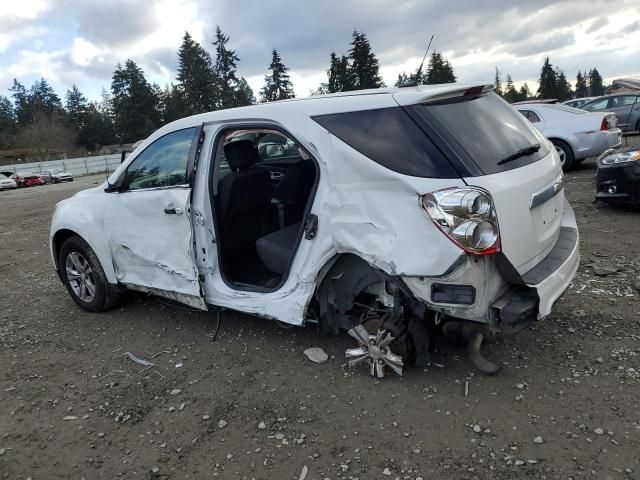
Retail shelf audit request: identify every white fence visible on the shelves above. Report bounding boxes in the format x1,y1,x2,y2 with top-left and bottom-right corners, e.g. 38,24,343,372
2,154,123,177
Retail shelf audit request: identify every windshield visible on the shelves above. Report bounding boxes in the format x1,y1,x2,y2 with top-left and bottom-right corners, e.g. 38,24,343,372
416,93,550,175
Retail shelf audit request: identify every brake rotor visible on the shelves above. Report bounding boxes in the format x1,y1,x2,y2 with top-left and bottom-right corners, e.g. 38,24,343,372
345,314,415,378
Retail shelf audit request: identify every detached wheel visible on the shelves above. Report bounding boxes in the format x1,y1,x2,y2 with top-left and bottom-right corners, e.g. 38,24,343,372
59,236,121,312
552,139,574,171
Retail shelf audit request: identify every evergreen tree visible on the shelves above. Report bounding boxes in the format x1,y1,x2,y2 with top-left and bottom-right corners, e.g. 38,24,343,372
537,57,557,99
395,72,410,87
575,71,588,98
177,31,216,115
9,79,30,125
111,59,160,142
78,102,117,149
260,48,295,102
425,51,456,84
555,69,573,101
347,31,383,90
0,95,16,147
235,77,256,106
494,67,503,97
10,78,63,125
326,53,353,93
64,84,88,131
588,68,604,97
212,26,239,109
158,84,187,124
503,74,519,103
518,82,532,102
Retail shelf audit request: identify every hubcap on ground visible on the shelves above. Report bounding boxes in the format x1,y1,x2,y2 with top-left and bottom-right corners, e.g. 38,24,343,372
345,324,404,378
66,252,96,302
555,145,566,166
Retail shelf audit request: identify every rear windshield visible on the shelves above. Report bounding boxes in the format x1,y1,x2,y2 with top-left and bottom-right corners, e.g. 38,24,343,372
312,107,458,178
416,93,550,175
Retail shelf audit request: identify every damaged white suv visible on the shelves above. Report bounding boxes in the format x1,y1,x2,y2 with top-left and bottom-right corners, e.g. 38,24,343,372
50,84,579,377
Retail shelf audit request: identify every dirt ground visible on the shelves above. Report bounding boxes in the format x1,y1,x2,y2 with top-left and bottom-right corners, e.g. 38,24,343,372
1,149,640,480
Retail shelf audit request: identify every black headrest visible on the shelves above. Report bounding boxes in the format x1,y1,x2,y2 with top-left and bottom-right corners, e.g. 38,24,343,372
224,140,260,171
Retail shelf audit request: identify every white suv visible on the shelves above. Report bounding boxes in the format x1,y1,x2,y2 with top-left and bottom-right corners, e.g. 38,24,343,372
50,84,579,377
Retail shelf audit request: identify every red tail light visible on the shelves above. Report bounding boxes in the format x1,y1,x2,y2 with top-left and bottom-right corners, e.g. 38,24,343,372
419,187,501,256
601,114,616,130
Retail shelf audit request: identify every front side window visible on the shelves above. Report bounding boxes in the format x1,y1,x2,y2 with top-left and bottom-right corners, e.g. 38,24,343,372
126,128,196,190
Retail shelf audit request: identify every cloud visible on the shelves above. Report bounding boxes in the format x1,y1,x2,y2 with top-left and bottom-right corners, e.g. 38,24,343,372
586,17,608,34
510,31,575,57
1,0,639,99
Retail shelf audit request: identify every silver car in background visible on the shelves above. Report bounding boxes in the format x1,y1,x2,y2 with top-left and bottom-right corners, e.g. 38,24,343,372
581,93,640,133
517,103,621,171
41,168,74,184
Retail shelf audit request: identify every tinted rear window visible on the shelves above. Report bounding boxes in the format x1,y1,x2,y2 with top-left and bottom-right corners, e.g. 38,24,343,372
312,107,458,178
415,93,550,175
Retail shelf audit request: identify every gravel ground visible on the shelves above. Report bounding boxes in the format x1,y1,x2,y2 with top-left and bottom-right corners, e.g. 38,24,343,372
1,153,639,480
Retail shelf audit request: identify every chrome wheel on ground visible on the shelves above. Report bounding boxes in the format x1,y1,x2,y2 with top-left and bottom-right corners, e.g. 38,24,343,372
65,252,96,302
346,321,406,378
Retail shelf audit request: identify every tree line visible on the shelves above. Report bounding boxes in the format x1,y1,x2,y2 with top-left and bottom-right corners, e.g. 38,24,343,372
0,26,609,161
494,57,605,103
0,26,298,158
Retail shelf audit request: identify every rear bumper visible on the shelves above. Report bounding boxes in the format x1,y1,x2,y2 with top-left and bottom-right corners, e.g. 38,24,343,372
402,202,579,329
526,203,579,318
573,129,622,160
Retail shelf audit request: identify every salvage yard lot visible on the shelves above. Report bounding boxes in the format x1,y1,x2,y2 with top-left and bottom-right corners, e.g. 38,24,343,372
1,156,640,479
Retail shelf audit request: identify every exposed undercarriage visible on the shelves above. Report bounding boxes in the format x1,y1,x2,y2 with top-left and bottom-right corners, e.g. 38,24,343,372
314,254,505,378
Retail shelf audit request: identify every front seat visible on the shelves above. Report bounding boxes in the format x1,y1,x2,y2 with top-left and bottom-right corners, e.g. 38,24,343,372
217,140,272,257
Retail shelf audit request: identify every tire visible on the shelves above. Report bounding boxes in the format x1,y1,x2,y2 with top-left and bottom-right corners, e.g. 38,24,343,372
551,139,574,171
59,236,122,312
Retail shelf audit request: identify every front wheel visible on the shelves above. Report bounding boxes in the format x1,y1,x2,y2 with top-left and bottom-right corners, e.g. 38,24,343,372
59,236,122,312
552,139,574,171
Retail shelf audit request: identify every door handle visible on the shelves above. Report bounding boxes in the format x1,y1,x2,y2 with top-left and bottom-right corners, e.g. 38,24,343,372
164,207,183,215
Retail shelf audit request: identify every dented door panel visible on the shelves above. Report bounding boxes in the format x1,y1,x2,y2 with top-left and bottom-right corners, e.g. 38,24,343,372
104,187,206,309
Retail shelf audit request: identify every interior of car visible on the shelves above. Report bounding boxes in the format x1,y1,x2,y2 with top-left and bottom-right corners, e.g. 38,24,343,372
211,129,317,289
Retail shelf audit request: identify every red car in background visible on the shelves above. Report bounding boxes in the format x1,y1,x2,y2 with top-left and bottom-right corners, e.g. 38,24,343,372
11,172,45,187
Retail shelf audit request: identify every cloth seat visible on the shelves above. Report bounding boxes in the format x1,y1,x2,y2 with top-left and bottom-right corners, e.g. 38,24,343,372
217,140,272,256
256,222,301,274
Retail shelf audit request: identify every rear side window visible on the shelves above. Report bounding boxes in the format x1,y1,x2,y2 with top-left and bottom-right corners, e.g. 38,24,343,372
312,107,458,178
415,93,549,175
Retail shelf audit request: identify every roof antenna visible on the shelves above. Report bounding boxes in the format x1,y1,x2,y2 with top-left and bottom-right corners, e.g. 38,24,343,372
400,34,434,88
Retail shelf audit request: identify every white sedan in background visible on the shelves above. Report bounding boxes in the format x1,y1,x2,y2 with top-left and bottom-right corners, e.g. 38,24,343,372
0,173,17,190
516,103,621,171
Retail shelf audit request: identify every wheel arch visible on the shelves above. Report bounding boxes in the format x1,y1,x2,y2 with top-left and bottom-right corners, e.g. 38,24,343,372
547,137,574,156
311,253,411,334
51,227,118,284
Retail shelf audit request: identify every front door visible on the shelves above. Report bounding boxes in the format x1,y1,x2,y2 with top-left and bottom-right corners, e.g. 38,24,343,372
104,126,206,309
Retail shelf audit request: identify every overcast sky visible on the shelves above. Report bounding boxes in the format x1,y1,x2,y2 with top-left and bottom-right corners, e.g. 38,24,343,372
1,0,639,103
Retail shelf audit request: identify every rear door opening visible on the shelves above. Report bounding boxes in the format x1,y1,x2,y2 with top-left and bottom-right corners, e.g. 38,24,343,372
209,127,318,291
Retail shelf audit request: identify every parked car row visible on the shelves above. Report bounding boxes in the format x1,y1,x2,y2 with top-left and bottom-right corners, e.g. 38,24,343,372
516,102,622,171
563,92,640,133
0,168,73,189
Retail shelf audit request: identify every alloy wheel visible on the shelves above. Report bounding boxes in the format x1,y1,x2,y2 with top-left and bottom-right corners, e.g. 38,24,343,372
65,252,96,302
345,324,404,378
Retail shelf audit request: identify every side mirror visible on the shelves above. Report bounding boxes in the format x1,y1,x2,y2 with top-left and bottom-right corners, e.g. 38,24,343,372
105,170,127,193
